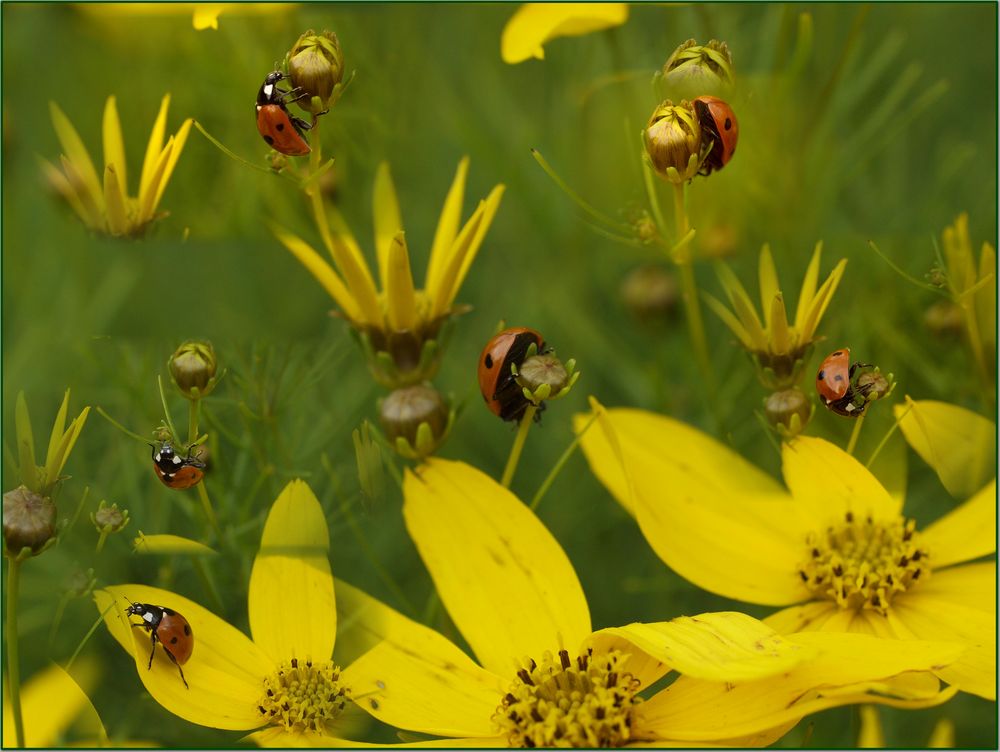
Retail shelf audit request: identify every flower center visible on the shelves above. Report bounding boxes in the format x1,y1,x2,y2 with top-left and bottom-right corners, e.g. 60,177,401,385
798,512,930,615
258,659,349,734
493,648,642,748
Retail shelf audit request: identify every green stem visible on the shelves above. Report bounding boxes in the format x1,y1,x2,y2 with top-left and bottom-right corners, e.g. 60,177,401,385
157,376,180,443
7,558,25,747
530,413,599,512
865,404,910,469
66,602,117,672
846,414,866,456
501,405,538,488
48,593,71,647
192,557,224,613
95,529,109,553
196,481,221,539
187,398,201,447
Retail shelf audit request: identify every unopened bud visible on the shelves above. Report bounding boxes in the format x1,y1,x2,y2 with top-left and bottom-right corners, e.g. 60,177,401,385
379,385,450,459
856,371,891,402
289,30,345,114
91,500,129,534
764,388,811,438
644,101,701,183
169,341,218,399
661,39,734,98
3,486,57,556
621,265,678,321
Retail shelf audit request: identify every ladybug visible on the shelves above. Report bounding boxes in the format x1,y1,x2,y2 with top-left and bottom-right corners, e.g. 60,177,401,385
151,441,205,490
692,95,739,175
816,348,874,417
125,601,193,689
478,327,545,422
256,70,313,156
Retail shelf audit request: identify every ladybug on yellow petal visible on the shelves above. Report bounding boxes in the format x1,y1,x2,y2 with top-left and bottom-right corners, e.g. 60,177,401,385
126,601,194,689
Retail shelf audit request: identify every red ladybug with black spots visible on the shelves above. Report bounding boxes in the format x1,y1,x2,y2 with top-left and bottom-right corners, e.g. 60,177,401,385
126,601,193,688
151,441,205,490
255,71,314,156
816,348,874,417
692,95,739,175
478,327,546,422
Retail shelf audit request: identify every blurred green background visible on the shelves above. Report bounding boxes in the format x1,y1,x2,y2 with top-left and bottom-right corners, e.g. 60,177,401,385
2,2,996,747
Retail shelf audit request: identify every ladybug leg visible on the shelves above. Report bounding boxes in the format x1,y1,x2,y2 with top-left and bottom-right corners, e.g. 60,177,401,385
289,115,314,132
164,648,190,689
146,631,161,670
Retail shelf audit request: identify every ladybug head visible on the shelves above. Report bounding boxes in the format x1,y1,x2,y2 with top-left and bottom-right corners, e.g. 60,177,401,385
156,442,176,462
125,602,147,617
264,70,285,86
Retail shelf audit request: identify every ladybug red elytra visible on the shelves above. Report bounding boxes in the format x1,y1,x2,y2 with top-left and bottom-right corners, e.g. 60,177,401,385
125,601,194,689
478,327,545,422
256,71,313,156
692,95,739,175
151,441,205,490
816,348,874,417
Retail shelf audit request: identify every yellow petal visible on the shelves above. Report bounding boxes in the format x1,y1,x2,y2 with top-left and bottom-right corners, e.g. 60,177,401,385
137,135,174,222
59,155,104,226
637,631,963,742
895,398,995,499
403,459,591,676
342,618,506,737
103,164,128,235
911,560,996,612
858,705,884,747
783,435,901,523
793,241,823,330
715,263,767,350
95,584,271,730
49,101,104,210
762,600,839,633
447,185,505,310
758,244,780,329
325,207,382,325
580,406,812,605
332,578,415,667
133,531,217,556
272,224,361,322
581,631,669,692
500,3,629,64
769,293,791,355
373,161,402,289
385,232,418,332
799,257,847,342
43,390,71,478
593,612,814,683
425,157,469,293
48,406,90,481
152,118,192,211
39,157,96,226
249,480,336,663
2,660,104,747
139,94,170,201
703,292,754,349
192,5,222,29
975,242,996,348
920,480,996,567
102,96,127,194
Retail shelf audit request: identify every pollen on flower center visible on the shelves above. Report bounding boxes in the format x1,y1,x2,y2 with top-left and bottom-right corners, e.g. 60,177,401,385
493,648,642,748
258,658,349,734
798,512,930,615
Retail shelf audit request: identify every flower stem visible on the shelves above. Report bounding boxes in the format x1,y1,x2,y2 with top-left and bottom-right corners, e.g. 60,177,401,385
95,529,109,553
501,405,538,488
6,558,25,747
530,412,598,511
846,414,866,456
187,398,201,446
196,481,221,539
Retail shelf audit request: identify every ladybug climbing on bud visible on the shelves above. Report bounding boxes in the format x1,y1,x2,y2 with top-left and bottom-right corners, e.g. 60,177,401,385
816,348,875,418
478,327,545,422
125,601,194,689
692,95,738,174
151,441,206,490
255,70,316,156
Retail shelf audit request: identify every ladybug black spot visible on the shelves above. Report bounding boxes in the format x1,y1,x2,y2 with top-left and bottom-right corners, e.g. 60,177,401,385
833,350,843,356
484,354,494,369
834,374,844,382
276,122,285,132
163,608,175,615
724,118,732,130
817,370,825,380
183,624,191,636
263,135,274,145
170,636,179,644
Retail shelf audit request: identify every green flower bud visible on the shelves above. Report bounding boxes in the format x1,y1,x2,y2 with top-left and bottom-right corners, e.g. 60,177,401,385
289,29,345,114
3,486,56,556
764,387,812,439
620,265,678,322
64,567,97,599
169,341,218,399
856,371,891,402
660,38,734,98
379,384,451,459
924,300,964,338
511,349,581,407
644,101,701,183
91,500,130,534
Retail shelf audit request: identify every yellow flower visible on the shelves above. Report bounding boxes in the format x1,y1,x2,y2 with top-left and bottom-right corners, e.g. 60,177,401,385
579,398,996,700
275,159,504,386
43,95,191,237
73,3,294,31
2,660,107,747
94,480,412,745
343,459,961,747
859,704,956,748
704,242,847,388
9,389,89,502
501,3,629,64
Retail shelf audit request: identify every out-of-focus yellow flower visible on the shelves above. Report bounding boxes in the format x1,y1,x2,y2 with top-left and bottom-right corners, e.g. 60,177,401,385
43,95,191,237
2,661,107,747
501,3,628,64
73,3,295,31
276,158,504,386
133,531,217,556
705,242,847,388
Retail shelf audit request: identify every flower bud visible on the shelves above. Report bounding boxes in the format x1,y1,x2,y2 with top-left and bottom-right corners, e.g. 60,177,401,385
289,30,345,114
517,354,569,395
3,486,56,556
169,341,218,399
924,300,964,338
91,500,129,534
660,39,734,98
379,384,451,459
856,370,891,402
620,265,678,322
764,388,812,438
644,101,701,183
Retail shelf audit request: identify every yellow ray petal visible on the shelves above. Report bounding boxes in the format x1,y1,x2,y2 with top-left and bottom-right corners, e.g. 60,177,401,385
48,406,90,481
2,660,104,747
448,184,505,309
895,399,996,500
331,579,415,667
637,631,963,742
373,161,402,289
249,480,336,663
102,96,127,194
49,101,104,211
715,263,767,350
103,164,128,235
703,292,754,349
799,258,847,342
580,406,812,605
40,157,96,226
910,560,996,612
782,435,901,523
59,155,104,226
758,244,779,329
793,241,823,330
427,202,484,319
385,232,418,332
342,618,506,738
139,94,170,201
500,3,629,64
326,207,382,325
137,135,173,223
403,459,592,676
43,390,71,476
133,532,217,556
762,600,839,633
920,480,996,567
95,585,271,730
769,292,791,354
594,612,814,683
152,118,192,211
425,157,470,293
272,224,361,322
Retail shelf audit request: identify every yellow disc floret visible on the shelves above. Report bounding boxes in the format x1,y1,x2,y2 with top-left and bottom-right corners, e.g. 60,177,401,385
258,659,349,735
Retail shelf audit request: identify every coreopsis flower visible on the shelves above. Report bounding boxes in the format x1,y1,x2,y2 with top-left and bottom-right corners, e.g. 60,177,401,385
705,242,847,388
501,3,629,64
94,480,414,745
43,95,191,237
343,459,961,747
275,158,504,387
579,399,996,700
2,661,108,747
73,3,295,31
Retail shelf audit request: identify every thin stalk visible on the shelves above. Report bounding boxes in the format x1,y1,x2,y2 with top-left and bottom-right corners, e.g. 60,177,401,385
48,593,72,647
866,404,911,469
196,481,221,539
157,376,180,443
187,398,201,447
95,529,110,553
846,414,866,456
7,558,25,747
501,405,538,488
66,602,117,672
530,413,599,511
192,558,224,613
